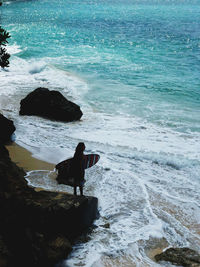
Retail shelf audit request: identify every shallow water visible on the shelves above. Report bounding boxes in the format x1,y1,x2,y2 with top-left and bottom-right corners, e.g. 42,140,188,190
1,0,200,266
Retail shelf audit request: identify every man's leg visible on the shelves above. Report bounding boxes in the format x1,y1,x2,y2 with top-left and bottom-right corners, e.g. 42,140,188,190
74,186,77,195
79,185,83,196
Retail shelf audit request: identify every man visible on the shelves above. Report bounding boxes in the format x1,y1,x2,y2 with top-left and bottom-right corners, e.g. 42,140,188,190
70,142,86,196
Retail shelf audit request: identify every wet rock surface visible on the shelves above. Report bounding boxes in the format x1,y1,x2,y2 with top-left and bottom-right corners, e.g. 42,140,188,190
155,247,200,267
19,87,83,122
0,114,16,144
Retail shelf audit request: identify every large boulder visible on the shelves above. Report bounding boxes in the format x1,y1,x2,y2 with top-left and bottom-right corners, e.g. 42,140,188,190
19,87,83,122
0,114,15,144
0,145,98,266
155,247,200,267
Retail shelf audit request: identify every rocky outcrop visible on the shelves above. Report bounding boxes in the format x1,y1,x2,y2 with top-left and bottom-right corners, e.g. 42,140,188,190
0,114,15,144
0,145,98,266
19,87,83,122
155,247,200,267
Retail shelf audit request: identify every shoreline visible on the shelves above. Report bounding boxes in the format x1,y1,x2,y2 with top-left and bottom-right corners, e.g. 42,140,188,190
6,142,55,172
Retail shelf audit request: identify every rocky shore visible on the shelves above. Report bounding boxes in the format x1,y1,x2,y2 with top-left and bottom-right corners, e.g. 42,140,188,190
0,114,98,267
0,144,98,266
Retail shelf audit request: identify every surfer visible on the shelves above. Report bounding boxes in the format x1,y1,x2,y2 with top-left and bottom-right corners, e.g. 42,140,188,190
70,142,86,196
55,142,100,192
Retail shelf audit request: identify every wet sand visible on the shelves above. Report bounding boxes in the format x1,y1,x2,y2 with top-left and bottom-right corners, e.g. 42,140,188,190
6,142,55,172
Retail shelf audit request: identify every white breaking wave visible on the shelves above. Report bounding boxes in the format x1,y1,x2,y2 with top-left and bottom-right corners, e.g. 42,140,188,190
0,54,89,102
7,43,22,55
14,110,200,166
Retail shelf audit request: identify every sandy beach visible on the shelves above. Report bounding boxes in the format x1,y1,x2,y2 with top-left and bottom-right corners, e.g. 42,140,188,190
6,142,55,172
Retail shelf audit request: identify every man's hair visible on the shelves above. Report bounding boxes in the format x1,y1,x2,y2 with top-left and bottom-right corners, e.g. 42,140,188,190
76,142,85,152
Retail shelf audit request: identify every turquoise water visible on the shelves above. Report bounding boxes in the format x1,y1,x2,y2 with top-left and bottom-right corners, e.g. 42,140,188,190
2,0,200,131
1,1,200,266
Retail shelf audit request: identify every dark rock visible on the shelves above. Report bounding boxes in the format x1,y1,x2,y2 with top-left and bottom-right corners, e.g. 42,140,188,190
100,223,110,229
0,114,16,144
45,236,72,263
0,145,98,266
0,145,27,198
0,235,9,267
19,87,83,122
155,247,200,267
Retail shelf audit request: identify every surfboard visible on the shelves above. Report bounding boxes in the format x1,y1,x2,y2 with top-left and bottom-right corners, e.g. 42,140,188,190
55,154,100,186
56,154,100,170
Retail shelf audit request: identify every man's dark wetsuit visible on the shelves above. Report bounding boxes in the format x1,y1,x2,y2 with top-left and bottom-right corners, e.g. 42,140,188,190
70,153,85,186
69,142,86,196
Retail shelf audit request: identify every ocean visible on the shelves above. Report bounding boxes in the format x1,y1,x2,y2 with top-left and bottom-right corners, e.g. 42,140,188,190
0,0,200,266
